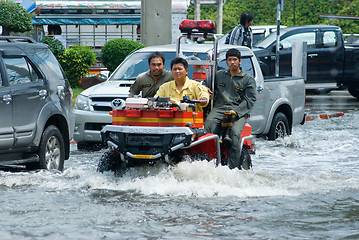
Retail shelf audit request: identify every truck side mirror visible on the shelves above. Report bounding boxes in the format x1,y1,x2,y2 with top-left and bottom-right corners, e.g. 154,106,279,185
98,71,110,81
271,43,284,52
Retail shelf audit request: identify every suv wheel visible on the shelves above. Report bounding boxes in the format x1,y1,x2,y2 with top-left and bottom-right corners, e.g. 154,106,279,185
38,125,65,171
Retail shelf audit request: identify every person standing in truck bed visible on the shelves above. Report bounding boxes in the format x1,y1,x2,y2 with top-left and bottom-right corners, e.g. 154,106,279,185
226,12,254,48
129,51,173,98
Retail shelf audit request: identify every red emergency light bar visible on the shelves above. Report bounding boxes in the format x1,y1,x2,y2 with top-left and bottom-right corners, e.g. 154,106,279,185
179,20,216,34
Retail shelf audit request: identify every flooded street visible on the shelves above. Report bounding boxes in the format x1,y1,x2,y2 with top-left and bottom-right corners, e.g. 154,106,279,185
1,90,359,239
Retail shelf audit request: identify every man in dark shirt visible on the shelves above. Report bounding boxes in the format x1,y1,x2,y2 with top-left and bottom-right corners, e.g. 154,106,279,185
205,48,256,169
129,51,173,98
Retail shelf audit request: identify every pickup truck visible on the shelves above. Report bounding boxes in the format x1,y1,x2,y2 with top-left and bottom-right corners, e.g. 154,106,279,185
252,25,359,98
73,41,306,150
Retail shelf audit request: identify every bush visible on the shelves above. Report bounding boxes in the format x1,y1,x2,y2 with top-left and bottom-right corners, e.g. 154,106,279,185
0,1,33,35
42,36,65,58
58,46,97,88
101,38,145,72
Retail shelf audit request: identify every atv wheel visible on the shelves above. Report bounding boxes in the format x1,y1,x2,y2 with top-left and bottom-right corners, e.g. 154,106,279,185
267,112,290,140
38,125,65,171
239,147,252,170
97,149,121,172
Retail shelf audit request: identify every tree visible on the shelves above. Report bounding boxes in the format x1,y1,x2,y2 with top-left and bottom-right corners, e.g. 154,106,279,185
101,38,145,72
0,1,33,36
58,46,97,88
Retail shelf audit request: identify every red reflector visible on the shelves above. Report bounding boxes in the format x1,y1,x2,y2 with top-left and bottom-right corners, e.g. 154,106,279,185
124,109,141,117
158,110,173,118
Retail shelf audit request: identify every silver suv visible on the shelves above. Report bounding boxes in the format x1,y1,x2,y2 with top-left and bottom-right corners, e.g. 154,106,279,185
0,37,74,171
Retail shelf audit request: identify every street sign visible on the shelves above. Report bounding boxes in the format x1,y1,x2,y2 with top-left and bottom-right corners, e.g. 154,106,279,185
190,0,226,5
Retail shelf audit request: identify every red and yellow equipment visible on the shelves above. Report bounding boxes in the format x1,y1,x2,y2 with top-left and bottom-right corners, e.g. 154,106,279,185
112,109,204,128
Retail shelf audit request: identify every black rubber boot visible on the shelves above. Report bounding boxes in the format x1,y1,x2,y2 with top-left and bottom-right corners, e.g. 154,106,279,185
222,112,236,147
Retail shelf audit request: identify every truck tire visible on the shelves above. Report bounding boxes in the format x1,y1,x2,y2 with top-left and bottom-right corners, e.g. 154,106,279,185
38,125,65,171
97,149,121,172
239,147,252,170
267,112,290,140
348,85,359,100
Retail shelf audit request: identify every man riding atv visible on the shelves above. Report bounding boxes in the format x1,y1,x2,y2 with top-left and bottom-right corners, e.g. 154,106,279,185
155,57,210,112
205,48,256,169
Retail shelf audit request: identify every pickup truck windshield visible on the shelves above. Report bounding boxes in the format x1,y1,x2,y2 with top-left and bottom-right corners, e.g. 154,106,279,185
110,51,209,81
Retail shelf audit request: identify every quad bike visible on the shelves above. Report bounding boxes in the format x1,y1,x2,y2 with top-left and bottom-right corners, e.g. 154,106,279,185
98,97,254,173
98,20,255,173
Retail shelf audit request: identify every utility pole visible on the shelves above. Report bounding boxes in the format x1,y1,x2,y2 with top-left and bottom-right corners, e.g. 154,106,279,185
216,0,223,34
275,0,283,77
141,0,172,46
293,0,296,26
194,0,201,20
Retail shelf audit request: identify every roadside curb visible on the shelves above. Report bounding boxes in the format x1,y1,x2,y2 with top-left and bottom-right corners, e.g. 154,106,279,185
306,112,344,121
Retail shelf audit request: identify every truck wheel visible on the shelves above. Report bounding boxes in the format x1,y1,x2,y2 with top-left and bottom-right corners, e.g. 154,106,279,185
348,86,359,100
38,125,65,171
267,112,290,140
97,149,121,172
239,147,252,170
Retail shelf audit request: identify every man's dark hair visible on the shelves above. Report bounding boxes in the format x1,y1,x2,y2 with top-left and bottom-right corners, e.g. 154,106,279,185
170,57,188,70
226,48,241,60
240,12,254,27
148,51,165,65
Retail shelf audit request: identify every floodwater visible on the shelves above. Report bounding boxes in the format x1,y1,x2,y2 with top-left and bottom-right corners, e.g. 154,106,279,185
1,97,359,239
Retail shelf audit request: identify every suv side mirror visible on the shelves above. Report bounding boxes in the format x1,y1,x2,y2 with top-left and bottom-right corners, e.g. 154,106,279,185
271,43,284,52
98,71,110,81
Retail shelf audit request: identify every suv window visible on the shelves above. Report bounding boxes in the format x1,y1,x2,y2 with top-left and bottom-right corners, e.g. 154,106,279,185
33,48,66,79
3,56,41,85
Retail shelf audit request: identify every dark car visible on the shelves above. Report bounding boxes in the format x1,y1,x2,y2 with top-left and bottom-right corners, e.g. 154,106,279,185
253,25,346,91
0,37,74,171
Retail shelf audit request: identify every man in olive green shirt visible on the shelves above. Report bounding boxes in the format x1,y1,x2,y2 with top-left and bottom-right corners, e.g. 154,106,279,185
205,48,256,169
129,51,173,98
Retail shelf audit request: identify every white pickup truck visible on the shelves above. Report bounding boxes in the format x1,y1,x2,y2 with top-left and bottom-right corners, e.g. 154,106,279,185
73,42,306,150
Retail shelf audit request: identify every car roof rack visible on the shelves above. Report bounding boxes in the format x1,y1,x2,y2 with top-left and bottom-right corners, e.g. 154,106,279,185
0,36,37,43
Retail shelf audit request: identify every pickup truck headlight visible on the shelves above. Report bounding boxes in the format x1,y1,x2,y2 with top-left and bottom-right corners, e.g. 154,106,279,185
74,94,90,111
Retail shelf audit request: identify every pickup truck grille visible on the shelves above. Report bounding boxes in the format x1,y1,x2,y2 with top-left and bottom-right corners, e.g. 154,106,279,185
90,96,126,112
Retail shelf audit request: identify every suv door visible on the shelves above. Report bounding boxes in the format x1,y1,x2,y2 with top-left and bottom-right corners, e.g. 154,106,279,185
3,55,46,148
0,61,14,150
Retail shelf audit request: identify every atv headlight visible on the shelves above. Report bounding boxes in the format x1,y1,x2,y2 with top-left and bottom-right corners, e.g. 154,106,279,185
172,134,193,146
74,94,90,111
172,134,186,146
108,132,120,143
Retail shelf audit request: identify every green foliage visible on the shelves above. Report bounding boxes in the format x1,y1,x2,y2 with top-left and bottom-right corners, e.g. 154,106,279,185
188,0,359,34
0,1,33,35
42,36,65,58
101,38,145,72
58,46,97,88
